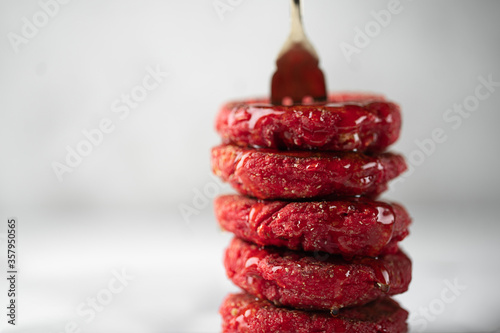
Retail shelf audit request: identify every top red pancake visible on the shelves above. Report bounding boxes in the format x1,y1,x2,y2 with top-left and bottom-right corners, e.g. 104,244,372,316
215,93,401,152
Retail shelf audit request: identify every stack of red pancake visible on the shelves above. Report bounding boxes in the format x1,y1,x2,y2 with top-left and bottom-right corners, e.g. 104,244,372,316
212,93,412,332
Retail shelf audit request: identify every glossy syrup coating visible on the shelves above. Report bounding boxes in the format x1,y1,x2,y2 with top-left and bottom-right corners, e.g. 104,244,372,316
224,237,412,311
211,144,407,200
215,195,411,258
220,293,408,333
215,93,401,152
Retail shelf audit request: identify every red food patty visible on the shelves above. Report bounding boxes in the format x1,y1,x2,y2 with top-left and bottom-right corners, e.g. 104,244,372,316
215,93,401,152
215,195,411,258
211,145,407,200
220,293,408,333
224,237,412,311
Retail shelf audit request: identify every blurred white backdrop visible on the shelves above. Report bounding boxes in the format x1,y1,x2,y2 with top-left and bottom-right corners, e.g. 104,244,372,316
0,0,499,332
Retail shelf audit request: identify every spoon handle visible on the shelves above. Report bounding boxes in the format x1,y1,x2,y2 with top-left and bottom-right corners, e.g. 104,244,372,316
290,0,305,40
278,0,317,59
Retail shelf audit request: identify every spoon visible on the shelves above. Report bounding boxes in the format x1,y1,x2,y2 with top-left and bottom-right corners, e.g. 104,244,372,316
271,0,327,105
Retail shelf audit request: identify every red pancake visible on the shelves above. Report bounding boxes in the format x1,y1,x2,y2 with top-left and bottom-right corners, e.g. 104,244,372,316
215,93,401,152
220,292,408,333
211,144,407,200
224,237,412,311
215,195,411,258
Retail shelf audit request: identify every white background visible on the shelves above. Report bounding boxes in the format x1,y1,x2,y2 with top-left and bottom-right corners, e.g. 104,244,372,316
1,0,499,332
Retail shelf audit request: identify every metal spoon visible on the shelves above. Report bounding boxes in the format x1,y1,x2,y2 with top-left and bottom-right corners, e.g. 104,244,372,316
271,0,327,105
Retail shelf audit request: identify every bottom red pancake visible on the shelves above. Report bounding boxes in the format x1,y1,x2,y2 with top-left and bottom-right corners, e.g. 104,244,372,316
224,237,411,311
220,293,408,333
